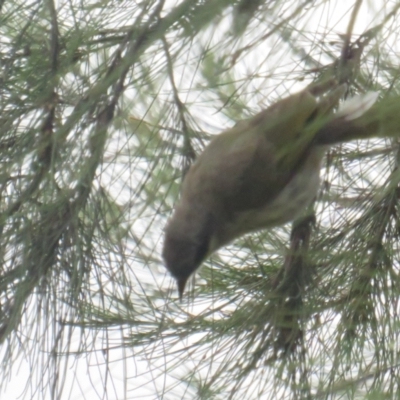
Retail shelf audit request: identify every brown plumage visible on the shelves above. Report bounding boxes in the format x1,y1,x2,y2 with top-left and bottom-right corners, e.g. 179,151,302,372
163,81,387,298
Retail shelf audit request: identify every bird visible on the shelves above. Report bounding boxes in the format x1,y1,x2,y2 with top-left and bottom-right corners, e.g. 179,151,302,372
162,79,383,299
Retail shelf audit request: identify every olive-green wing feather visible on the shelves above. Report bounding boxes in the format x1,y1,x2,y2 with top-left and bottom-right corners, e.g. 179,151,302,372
182,84,346,216
182,90,318,214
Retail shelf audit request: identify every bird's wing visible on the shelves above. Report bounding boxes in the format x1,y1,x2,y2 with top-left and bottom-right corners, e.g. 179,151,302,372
182,91,319,214
182,84,346,215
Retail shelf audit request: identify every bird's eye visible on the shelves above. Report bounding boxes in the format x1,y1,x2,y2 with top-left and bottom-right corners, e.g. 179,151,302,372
193,213,215,266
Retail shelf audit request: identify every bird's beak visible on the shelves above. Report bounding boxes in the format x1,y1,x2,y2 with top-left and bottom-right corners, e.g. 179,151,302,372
177,277,188,301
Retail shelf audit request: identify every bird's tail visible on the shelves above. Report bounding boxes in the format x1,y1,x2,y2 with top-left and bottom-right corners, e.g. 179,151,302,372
316,92,400,145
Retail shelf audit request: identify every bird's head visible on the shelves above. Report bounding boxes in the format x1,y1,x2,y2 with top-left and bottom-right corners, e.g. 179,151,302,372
162,205,215,299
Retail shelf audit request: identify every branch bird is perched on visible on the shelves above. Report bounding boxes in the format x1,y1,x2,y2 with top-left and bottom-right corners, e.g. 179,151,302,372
163,80,380,299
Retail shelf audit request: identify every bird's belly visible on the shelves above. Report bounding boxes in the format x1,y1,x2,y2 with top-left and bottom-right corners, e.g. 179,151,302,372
249,166,320,227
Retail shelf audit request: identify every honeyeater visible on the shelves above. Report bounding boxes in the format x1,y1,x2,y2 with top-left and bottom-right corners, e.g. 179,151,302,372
162,79,389,298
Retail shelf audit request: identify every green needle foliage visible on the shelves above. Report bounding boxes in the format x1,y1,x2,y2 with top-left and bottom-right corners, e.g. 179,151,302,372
1,0,400,399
